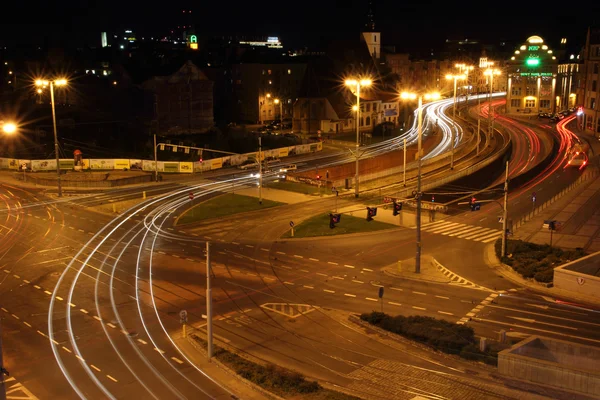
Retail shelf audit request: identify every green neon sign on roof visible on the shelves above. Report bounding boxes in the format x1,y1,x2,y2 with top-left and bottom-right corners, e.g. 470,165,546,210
526,58,540,66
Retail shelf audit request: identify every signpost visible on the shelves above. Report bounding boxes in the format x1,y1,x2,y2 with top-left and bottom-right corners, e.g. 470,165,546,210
378,287,384,312
332,186,339,212
290,221,295,237
189,192,195,218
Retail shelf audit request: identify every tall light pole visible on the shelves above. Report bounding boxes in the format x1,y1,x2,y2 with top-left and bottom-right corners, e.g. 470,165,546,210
36,78,67,197
445,73,465,170
484,68,501,138
258,137,262,204
401,91,440,274
345,78,372,198
1,122,16,135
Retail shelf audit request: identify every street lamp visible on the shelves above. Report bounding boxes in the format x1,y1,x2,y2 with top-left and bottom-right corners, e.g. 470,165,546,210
446,73,465,170
400,91,440,274
1,122,16,135
345,78,372,198
274,98,283,134
35,78,68,197
484,68,501,138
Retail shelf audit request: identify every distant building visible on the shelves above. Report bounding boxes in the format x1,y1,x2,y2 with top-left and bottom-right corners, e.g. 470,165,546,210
141,60,214,135
505,35,559,115
579,27,600,136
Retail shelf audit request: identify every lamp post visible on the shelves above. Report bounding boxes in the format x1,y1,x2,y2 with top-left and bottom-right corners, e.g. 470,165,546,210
445,73,465,170
345,78,372,198
1,122,16,135
400,91,440,274
36,78,67,197
274,98,283,134
484,68,501,138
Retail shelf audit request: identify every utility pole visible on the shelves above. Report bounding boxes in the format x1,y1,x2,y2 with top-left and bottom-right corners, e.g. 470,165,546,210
0,318,6,400
206,242,213,359
50,82,62,197
450,77,457,170
153,133,158,182
403,138,407,187
355,84,361,198
415,96,424,274
477,88,482,154
501,161,509,258
258,137,262,204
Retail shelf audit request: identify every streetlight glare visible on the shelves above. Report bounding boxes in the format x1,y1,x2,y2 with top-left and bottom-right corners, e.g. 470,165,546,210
400,92,417,100
345,79,358,86
2,122,17,134
274,98,280,104
359,79,372,86
352,105,358,111
55,79,68,86
424,92,441,100
266,93,271,98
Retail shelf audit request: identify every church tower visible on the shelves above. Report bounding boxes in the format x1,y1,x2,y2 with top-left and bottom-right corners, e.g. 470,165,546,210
361,0,380,60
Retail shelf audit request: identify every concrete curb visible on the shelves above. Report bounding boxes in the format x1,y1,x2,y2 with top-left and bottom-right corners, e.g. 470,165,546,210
484,243,600,307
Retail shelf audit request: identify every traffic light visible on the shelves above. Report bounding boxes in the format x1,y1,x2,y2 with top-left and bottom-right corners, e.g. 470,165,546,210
549,221,556,231
393,201,402,216
366,207,377,221
316,174,321,180
329,213,341,229
470,196,476,205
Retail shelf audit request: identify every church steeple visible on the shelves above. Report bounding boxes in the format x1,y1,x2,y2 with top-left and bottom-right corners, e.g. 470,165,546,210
365,0,375,31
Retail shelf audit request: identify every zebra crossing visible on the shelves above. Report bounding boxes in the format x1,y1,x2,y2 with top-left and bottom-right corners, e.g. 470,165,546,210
415,220,502,243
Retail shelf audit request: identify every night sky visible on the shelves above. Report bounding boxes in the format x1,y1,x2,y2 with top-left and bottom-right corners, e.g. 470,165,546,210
1,1,599,53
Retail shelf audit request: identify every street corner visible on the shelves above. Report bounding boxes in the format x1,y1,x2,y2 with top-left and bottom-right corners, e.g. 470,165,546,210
381,255,451,284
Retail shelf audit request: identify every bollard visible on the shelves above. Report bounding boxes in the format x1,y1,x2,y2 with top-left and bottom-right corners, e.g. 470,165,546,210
112,203,116,213
499,329,506,344
143,191,146,199
479,337,487,352
397,260,402,272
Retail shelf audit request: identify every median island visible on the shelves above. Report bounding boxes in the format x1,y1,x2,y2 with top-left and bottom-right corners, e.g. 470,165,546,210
282,213,396,238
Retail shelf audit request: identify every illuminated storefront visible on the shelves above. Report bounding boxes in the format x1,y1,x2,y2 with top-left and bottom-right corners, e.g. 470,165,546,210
506,36,558,115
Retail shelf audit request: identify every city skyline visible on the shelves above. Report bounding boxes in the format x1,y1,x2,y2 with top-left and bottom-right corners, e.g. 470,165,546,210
1,1,598,53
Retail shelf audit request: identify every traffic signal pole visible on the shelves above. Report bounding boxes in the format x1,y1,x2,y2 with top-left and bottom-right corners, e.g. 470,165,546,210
415,96,423,274
501,161,509,258
258,137,262,205
206,242,213,359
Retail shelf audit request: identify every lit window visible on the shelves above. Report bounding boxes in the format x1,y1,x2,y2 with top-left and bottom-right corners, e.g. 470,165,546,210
268,70,272,75
268,80,272,85
262,70,265,75
287,69,291,75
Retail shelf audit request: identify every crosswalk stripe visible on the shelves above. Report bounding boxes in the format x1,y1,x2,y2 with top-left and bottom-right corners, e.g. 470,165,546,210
474,231,503,242
446,226,482,236
422,221,456,231
428,223,466,234
421,220,446,228
458,228,492,239
463,228,497,240
481,234,503,243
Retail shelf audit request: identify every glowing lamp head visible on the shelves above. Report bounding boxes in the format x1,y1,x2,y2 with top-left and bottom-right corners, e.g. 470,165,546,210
352,105,358,111
55,79,67,86
274,99,280,104
400,92,417,100
424,92,441,101
2,122,17,134
345,79,358,86
359,79,372,86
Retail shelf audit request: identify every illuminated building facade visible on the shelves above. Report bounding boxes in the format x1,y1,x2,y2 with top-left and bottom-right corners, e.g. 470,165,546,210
579,27,600,136
505,35,558,115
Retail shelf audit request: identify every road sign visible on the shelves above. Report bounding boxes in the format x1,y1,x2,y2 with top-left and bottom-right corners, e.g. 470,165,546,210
289,221,294,227
331,186,336,193
189,192,194,201
179,310,188,324
532,192,536,202
498,217,504,223
378,287,384,298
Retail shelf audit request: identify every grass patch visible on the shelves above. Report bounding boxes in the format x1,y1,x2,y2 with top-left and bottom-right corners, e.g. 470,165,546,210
191,335,360,399
495,239,587,283
268,180,320,195
177,193,285,224
282,213,395,238
360,312,502,366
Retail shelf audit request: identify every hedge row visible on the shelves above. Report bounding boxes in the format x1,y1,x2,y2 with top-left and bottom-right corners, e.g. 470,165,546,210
360,312,498,366
495,239,586,282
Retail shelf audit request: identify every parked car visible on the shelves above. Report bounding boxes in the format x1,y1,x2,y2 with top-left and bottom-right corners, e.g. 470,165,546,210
238,160,259,170
279,164,297,172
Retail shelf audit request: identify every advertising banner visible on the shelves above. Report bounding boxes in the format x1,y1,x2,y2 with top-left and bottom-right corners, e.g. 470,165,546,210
295,144,310,155
210,158,223,170
129,159,143,170
0,158,9,169
59,159,74,170
31,159,56,171
82,159,90,170
89,159,115,170
278,147,289,157
163,162,179,173
194,161,211,172
114,159,130,170
179,162,193,173
6,158,18,170
142,160,159,172
18,160,31,171
229,154,248,167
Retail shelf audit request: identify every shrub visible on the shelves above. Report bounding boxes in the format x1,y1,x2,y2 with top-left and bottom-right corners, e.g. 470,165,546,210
534,268,554,283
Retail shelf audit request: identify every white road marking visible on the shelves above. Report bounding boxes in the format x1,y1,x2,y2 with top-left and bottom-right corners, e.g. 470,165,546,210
284,281,294,285
438,311,454,315
24,322,32,327
44,290,52,295
390,287,403,291
137,339,147,345
344,265,355,269
37,330,47,338
366,297,378,302
293,255,303,258
107,323,117,329
412,291,426,295
388,302,402,306
80,309,89,314
316,272,328,277
362,268,373,272
412,306,426,310
435,295,450,299
276,251,285,255
91,364,101,372
352,280,364,284
93,316,102,322
22,279,30,284
106,375,118,382
171,357,184,364
344,293,356,297
76,355,85,362
261,248,269,252
11,314,19,320
324,289,335,293
309,258,319,261
154,347,165,354
34,285,41,289
56,296,63,301
62,346,72,353
303,285,314,289
13,274,20,279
